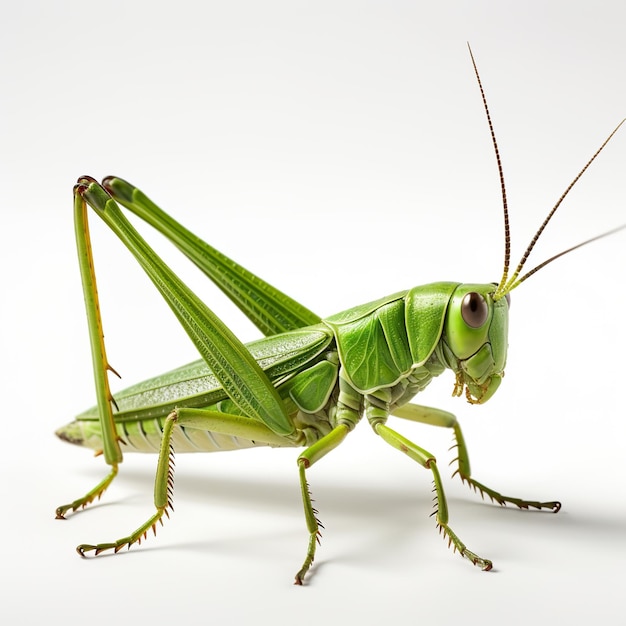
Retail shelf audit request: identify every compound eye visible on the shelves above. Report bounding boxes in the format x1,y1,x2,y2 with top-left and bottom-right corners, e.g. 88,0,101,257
505,292,511,308
461,292,489,328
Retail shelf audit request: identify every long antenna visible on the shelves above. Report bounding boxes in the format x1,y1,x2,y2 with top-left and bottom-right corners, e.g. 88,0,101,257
506,224,626,291
468,46,625,299
467,43,510,295
499,118,625,295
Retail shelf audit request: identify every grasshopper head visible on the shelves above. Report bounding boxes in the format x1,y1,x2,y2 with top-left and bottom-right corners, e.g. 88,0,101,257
444,284,509,404
456,48,624,399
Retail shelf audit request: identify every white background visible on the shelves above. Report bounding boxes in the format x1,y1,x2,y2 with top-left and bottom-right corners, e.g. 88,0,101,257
1,1,625,623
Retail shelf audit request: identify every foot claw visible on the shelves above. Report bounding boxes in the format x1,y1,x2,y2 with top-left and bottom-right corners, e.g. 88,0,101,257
76,544,95,557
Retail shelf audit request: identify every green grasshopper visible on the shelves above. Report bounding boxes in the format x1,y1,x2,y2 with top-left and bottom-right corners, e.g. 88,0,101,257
55,49,624,584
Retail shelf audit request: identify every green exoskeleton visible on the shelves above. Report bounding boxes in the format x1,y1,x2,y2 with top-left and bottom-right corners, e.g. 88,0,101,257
55,48,624,584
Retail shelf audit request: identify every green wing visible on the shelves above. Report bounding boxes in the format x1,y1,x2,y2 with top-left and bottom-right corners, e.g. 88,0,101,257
77,325,333,423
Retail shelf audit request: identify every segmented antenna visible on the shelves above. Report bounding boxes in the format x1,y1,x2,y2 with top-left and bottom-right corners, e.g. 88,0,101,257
468,45,625,299
501,119,625,293
467,43,511,295
506,224,626,290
